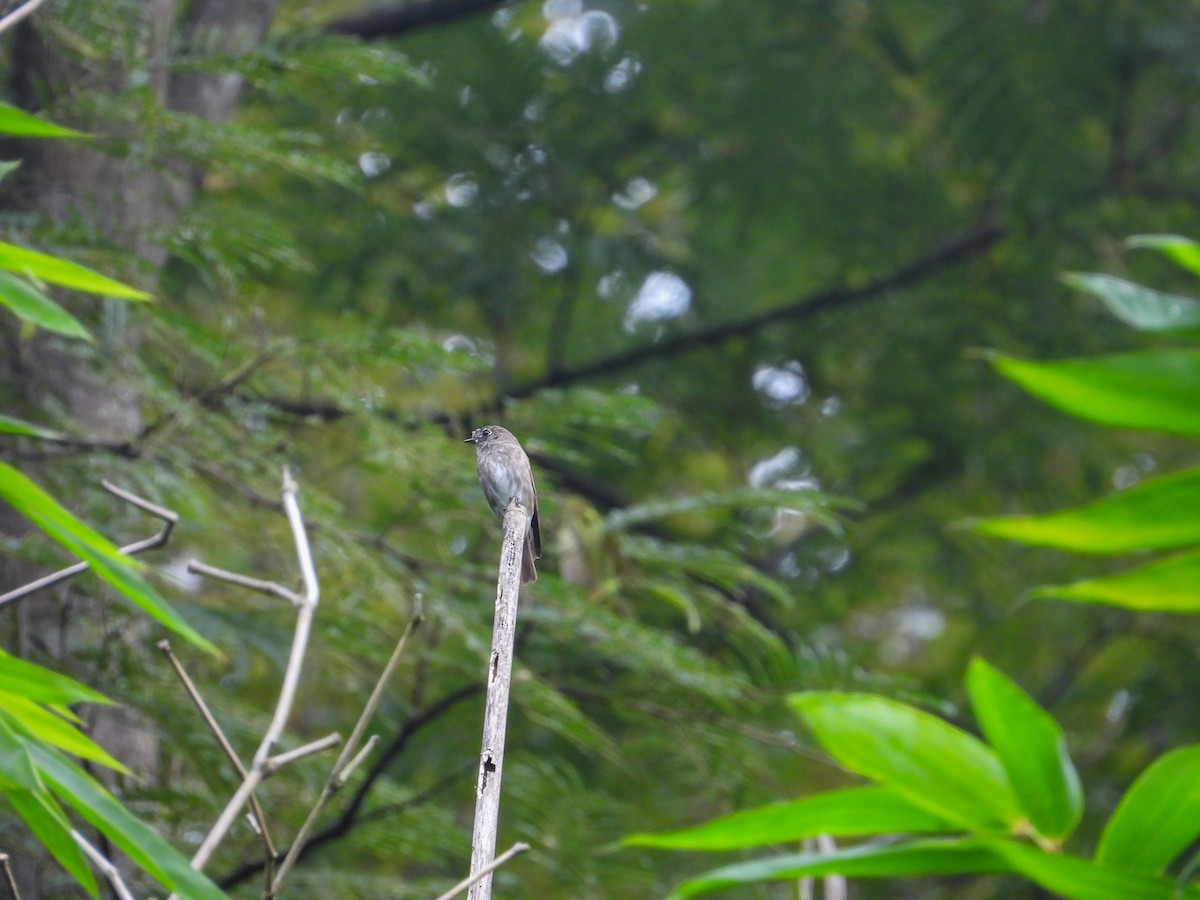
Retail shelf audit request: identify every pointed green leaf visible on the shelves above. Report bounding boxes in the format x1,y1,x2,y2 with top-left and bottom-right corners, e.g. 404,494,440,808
0,463,217,654
1033,549,1200,612
1096,746,1200,874
625,786,952,850
972,466,1200,554
0,103,85,139
1061,273,1200,334
0,242,150,300
28,744,227,900
0,271,93,341
0,414,65,440
986,839,1200,900
1127,234,1200,277
0,160,21,183
966,659,1082,841
0,716,97,895
0,650,109,706
0,697,128,773
990,351,1200,436
668,838,1004,899
789,692,1021,831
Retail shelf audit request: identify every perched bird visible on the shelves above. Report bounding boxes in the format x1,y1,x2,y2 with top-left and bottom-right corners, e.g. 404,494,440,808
465,424,541,584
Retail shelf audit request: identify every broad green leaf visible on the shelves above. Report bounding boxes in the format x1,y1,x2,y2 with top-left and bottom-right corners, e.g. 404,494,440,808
1127,234,1200,277
0,651,109,706
1096,745,1200,874
28,743,227,900
966,659,1082,841
0,463,217,654
0,715,97,895
667,837,1200,900
0,413,65,439
789,693,1021,831
0,103,85,139
990,351,1200,436
986,839,1200,900
972,466,1200,553
1033,550,1200,612
667,838,1003,899
0,242,150,300
0,696,128,773
1061,272,1200,334
625,786,952,850
0,271,93,341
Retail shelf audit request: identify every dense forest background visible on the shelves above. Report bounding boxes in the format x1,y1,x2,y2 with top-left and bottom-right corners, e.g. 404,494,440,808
3,0,1200,897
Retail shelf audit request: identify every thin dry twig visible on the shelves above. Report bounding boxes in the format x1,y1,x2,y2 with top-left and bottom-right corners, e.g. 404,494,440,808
263,733,342,776
467,501,527,900
185,560,299,605
187,468,319,875
434,842,531,900
0,480,178,610
156,639,278,886
72,831,134,900
0,852,21,900
269,600,424,895
0,0,51,37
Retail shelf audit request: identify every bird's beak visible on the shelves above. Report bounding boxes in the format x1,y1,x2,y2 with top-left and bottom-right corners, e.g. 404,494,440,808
464,436,476,443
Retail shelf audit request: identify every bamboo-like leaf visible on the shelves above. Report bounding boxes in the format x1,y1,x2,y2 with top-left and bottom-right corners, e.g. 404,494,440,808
990,350,1200,436
0,271,92,341
626,786,952,850
0,463,217,654
0,651,109,706
0,103,86,139
28,743,227,900
1127,234,1200,277
971,466,1200,554
966,659,1082,841
0,696,128,773
1096,745,1200,874
790,693,1021,831
1061,272,1200,334
0,242,150,300
1032,550,1200,612
0,414,65,440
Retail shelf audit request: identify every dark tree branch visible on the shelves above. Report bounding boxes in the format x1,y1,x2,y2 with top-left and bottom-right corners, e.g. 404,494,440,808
327,0,512,40
506,224,1007,399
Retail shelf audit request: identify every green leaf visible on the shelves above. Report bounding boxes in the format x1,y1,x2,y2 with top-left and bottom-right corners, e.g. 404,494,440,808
667,838,1003,899
625,786,952,850
0,103,86,139
989,350,1200,436
1127,234,1200,277
1032,549,1200,612
789,692,1021,831
0,650,109,706
966,658,1082,841
0,271,93,341
1096,745,1200,874
0,414,65,439
987,839,1200,900
0,696,128,773
972,466,1200,554
0,463,218,654
0,160,21,183
0,716,97,895
0,242,150,300
1061,272,1200,334
28,743,227,900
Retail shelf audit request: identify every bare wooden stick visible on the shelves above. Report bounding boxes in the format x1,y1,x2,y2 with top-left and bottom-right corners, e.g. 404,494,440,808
0,0,52,37
156,638,278,886
73,831,135,900
269,601,424,895
185,560,299,605
188,468,319,874
263,733,342,776
466,501,527,900
435,842,530,900
0,853,21,900
0,480,178,609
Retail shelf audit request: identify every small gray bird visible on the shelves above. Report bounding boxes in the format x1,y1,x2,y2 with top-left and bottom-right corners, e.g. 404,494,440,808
465,424,541,584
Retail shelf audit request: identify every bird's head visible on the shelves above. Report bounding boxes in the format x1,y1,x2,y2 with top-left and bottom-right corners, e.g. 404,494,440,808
465,425,508,446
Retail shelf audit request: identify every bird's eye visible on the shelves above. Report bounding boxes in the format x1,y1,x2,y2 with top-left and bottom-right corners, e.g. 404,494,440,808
482,428,491,437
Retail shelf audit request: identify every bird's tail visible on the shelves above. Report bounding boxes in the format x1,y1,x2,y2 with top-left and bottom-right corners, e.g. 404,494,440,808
521,533,538,584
